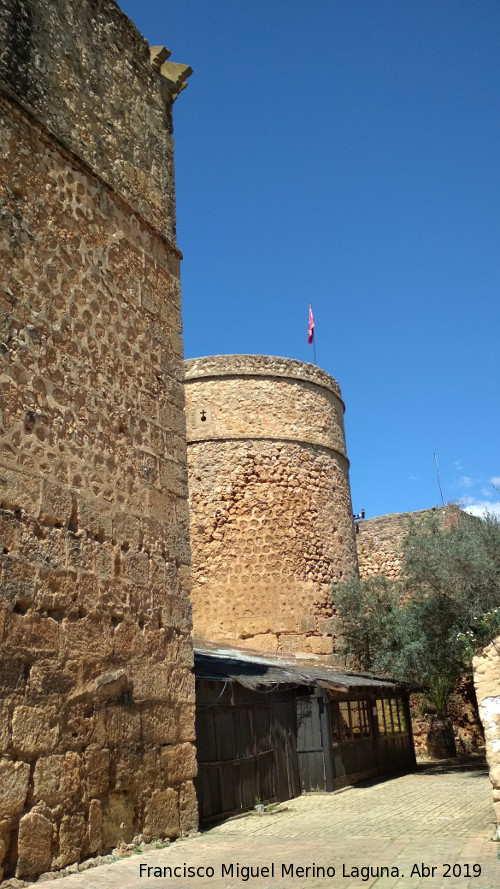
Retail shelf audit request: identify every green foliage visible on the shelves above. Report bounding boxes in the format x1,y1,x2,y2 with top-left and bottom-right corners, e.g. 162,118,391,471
332,574,401,671
333,509,500,715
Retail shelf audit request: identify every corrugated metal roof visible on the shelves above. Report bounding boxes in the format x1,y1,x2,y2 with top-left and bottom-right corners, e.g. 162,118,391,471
193,641,402,694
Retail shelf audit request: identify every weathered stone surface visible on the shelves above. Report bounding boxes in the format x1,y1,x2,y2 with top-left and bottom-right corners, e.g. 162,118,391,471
87,799,102,855
57,814,86,868
141,705,179,746
143,789,179,839
179,781,198,836
84,748,110,798
185,355,358,656
33,753,81,806
0,0,190,240
474,637,500,826
16,812,53,879
0,760,30,817
39,481,73,528
0,0,195,879
11,706,59,758
161,743,197,786
0,704,10,753
101,793,135,849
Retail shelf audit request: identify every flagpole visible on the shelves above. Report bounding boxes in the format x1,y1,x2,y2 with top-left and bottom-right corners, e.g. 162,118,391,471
307,303,316,365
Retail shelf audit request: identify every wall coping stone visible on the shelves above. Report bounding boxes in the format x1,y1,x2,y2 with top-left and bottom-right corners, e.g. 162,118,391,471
184,355,343,403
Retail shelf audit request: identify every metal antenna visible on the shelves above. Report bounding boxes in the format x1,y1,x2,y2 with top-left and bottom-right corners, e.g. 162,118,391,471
433,452,445,507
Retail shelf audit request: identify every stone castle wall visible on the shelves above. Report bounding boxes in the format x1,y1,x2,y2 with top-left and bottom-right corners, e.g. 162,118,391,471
0,0,195,880
356,506,459,580
356,506,483,754
185,355,358,656
473,637,500,835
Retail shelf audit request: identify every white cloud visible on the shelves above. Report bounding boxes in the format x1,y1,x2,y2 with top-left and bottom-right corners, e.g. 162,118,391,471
460,495,475,506
490,476,500,488
458,475,474,488
463,499,500,519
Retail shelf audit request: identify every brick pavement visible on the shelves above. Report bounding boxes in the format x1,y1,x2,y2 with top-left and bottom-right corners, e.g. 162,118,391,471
22,757,498,889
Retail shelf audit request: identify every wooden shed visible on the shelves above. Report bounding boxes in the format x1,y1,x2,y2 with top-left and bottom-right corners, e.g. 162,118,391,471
193,645,416,824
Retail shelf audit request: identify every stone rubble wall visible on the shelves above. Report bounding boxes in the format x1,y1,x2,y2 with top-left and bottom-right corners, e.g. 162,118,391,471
0,0,181,239
356,506,459,581
356,506,484,755
185,355,358,656
473,637,500,832
0,0,196,881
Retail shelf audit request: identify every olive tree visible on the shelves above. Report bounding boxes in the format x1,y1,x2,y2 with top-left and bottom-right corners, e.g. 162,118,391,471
332,510,500,735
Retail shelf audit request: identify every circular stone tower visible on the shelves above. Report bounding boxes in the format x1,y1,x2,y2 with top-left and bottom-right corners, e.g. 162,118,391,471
184,355,358,657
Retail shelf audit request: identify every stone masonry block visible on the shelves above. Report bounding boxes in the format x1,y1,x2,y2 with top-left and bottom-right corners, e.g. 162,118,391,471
84,746,110,797
39,480,73,526
299,614,317,633
26,658,76,700
0,509,19,551
114,752,142,792
169,666,195,705
57,814,86,868
163,523,190,566
16,811,53,879
0,467,40,517
146,486,175,525
3,613,59,657
101,792,135,848
143,788,179,839
161,742,197,785
132,662,171,703
179,780,198,836
141,704,178,746
92,706,141,749
0,703,10,753
161,593,192,633
33,755,63,805
244,633,278,651
141,285,160,316
0,759,30,817
61,614,113,660
159,459,188,498
158,402,185,435
77,497,112,541
304,635,333,655
0,557,36,608
12,705,59,758
112,512,142,550
35,569,78,612
87,798,102,854
177,703,196,744
317,616,337,635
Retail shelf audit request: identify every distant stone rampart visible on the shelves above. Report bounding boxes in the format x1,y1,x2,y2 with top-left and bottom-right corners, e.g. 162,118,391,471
356,506,459,580
356,506,483,754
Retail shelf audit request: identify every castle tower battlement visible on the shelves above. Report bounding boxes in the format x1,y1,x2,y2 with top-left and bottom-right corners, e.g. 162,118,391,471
185,355,358,657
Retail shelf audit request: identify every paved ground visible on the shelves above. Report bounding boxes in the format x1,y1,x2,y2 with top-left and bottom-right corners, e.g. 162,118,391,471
25,757,499,889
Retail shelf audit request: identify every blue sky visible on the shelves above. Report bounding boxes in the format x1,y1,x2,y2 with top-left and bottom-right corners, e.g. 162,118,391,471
120,0,500,520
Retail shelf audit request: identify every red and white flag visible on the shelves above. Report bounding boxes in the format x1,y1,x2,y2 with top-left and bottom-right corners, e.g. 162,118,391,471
307,303,314,344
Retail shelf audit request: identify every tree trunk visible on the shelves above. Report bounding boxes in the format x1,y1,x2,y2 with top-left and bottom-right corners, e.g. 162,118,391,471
426,716,456,758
